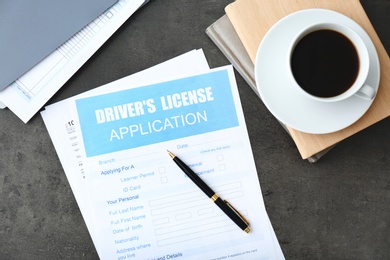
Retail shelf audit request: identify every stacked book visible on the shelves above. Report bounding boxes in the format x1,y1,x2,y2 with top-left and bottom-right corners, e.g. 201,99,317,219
206,0,390,162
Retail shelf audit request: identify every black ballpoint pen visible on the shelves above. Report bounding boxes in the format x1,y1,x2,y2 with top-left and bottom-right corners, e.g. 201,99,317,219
167,150,250,233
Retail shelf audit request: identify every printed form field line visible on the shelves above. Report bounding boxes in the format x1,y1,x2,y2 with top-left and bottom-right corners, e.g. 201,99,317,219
156,220,237,247
149,181,244,208
117,151,160,162
149,181,247,247
191,138,230,147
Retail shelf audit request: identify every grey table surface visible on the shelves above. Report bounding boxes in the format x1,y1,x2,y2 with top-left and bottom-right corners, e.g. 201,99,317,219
1,0,389,259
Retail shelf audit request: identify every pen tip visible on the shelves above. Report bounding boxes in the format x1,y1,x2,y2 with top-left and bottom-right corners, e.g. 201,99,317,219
167,150,175,159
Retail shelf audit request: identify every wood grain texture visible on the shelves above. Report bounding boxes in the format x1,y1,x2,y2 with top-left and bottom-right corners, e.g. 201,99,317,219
226,0,390,159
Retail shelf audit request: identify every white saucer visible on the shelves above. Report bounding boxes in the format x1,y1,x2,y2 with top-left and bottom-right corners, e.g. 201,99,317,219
254,9,380,134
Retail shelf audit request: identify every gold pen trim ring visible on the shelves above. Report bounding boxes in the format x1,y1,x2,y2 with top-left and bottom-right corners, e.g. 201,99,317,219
211,194,219,202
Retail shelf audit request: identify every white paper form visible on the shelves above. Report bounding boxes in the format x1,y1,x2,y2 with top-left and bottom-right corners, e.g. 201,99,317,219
0,0,144,122
42,51,284,259
41,50,211,248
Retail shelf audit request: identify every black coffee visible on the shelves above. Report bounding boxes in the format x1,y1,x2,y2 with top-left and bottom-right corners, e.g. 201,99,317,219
291,29,360,98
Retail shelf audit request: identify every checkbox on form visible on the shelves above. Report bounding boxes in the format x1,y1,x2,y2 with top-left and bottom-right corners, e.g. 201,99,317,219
219,164,226,171
160,176,168,184
216,154,226,171
159,167,167,183
216,154,224,161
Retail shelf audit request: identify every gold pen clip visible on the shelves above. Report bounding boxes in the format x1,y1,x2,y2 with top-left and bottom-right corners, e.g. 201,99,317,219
224,200,250,227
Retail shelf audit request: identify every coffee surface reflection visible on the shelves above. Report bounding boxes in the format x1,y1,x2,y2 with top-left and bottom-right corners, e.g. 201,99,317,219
291,29,360,98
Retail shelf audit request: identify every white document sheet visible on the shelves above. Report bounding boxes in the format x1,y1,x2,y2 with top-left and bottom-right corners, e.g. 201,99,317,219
42,50,210,246
0,0,144,122
41,50,284,259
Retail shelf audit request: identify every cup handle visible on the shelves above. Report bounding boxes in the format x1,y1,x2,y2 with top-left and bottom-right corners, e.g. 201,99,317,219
354,84,376,100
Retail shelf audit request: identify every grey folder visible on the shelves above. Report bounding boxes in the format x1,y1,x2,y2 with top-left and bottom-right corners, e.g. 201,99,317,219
0,0,118,91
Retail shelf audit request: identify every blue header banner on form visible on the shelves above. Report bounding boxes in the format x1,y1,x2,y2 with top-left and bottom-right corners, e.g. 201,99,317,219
75,69,238,157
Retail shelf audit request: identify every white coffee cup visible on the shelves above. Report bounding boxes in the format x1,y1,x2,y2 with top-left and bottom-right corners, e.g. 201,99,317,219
288,22,376,102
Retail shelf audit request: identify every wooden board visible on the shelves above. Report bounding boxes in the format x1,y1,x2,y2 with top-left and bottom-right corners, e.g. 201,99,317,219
226,0,390,159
